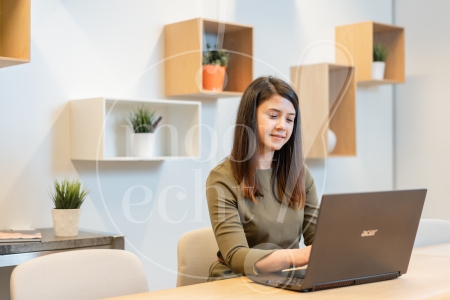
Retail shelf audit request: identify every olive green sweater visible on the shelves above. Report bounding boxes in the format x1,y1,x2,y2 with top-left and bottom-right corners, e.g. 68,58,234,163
206,158,319,280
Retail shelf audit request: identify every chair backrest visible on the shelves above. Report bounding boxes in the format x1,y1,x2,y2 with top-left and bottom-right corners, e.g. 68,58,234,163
177,227,219,287
10,249,148,300
414,218,450,248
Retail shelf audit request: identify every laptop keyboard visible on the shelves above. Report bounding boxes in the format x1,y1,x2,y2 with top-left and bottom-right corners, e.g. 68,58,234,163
270,276,305,287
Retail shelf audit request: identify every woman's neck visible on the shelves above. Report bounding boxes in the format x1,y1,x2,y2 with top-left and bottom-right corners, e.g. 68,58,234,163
257,149,274,169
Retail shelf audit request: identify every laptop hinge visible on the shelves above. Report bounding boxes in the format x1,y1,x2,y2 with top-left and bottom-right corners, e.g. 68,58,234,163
313,271,400,291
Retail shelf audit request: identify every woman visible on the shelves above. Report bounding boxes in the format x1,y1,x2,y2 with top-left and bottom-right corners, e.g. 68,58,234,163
206,76,319,280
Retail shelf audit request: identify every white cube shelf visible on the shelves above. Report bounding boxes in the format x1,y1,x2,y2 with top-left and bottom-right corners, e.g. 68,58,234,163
70,97,201,161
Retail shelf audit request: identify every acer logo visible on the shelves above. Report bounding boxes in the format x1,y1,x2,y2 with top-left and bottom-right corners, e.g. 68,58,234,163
361,230,378,237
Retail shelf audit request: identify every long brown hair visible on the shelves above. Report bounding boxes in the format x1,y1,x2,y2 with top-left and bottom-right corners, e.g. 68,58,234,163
230,76,305,209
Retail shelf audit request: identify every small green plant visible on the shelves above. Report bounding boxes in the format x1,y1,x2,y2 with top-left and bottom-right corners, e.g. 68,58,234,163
202,43,230,67
49,179,89,209
373,43,389,62
128,106,162,133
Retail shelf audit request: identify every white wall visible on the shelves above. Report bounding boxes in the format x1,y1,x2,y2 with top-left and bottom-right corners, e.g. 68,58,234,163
219,0,395,196
0,0,394,294
394,0,450,220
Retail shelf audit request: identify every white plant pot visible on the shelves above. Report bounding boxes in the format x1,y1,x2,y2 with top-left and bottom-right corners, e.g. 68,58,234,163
52,209,80,237
328,129,337,153
372,61,386,80
133,133,156,158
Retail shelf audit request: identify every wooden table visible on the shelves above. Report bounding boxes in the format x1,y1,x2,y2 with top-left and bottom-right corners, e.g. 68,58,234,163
107,243,450,299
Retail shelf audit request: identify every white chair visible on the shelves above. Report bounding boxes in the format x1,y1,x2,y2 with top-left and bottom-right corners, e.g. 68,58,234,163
177,227,219,287
414,218,450,248
10,249,148,300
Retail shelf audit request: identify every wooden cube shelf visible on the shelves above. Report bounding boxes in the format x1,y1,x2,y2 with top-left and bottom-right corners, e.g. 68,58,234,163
291,63,356,158
335,21,404,85
70,97,201,161
0,0,30,68
164,18,253,98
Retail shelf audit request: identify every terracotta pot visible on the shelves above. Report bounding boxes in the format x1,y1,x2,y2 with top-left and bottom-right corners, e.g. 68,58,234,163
202,65,226,92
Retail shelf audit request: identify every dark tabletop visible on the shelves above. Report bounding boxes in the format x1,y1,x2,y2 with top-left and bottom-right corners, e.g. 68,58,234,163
0,228,123,255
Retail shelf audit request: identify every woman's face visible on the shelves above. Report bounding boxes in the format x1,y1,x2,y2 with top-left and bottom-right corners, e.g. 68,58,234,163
256,94,296,153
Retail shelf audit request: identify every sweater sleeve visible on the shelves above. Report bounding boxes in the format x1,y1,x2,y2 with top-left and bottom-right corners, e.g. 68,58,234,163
302,164,320,246
206,167,275,276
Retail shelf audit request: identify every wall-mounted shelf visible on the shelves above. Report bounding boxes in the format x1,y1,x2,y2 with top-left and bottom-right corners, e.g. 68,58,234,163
164,18,253,98
291,63,356,158
70,97,201,161
335,21,404,85
0,0,30,68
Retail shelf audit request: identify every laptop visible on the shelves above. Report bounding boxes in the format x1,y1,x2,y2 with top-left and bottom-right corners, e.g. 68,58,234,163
247,189,427,292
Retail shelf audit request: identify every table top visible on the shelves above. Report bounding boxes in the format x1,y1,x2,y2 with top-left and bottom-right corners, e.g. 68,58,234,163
107,243,450,300
0,228,123,256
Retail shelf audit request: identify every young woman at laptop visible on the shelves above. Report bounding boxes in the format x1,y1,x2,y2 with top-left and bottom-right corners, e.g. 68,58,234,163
206,76,319,280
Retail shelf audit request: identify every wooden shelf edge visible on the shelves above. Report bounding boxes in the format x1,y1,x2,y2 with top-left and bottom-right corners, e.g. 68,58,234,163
358,79,404,86
102,97,202,106
328,64,354,71
306,154,357,159
336,20,403,31
0,57,30,68
168,17,253,29
372,21,404,31
71,156,200,161
293,62,352,69
0,56,29,62
196,17,253,29
166,91,243,99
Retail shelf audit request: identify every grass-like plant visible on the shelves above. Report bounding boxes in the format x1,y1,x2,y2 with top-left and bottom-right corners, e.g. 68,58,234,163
129,106,162,133
49,179,89,209
202,43,230,67
373,43,389,62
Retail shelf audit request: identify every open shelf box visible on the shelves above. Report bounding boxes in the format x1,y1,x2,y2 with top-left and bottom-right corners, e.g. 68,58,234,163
164,18,253,98
70,97,201,161
291,63,356,159
0,0,30,68
335,21,404,85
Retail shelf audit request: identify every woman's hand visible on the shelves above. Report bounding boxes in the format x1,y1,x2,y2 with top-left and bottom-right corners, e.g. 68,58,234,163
291,245,311,267
254,246,312,273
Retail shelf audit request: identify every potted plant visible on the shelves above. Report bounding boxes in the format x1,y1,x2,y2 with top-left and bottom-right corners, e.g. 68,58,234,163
49,179,89,237
129,106,162,158
202,43,230,92
372,43,389,80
